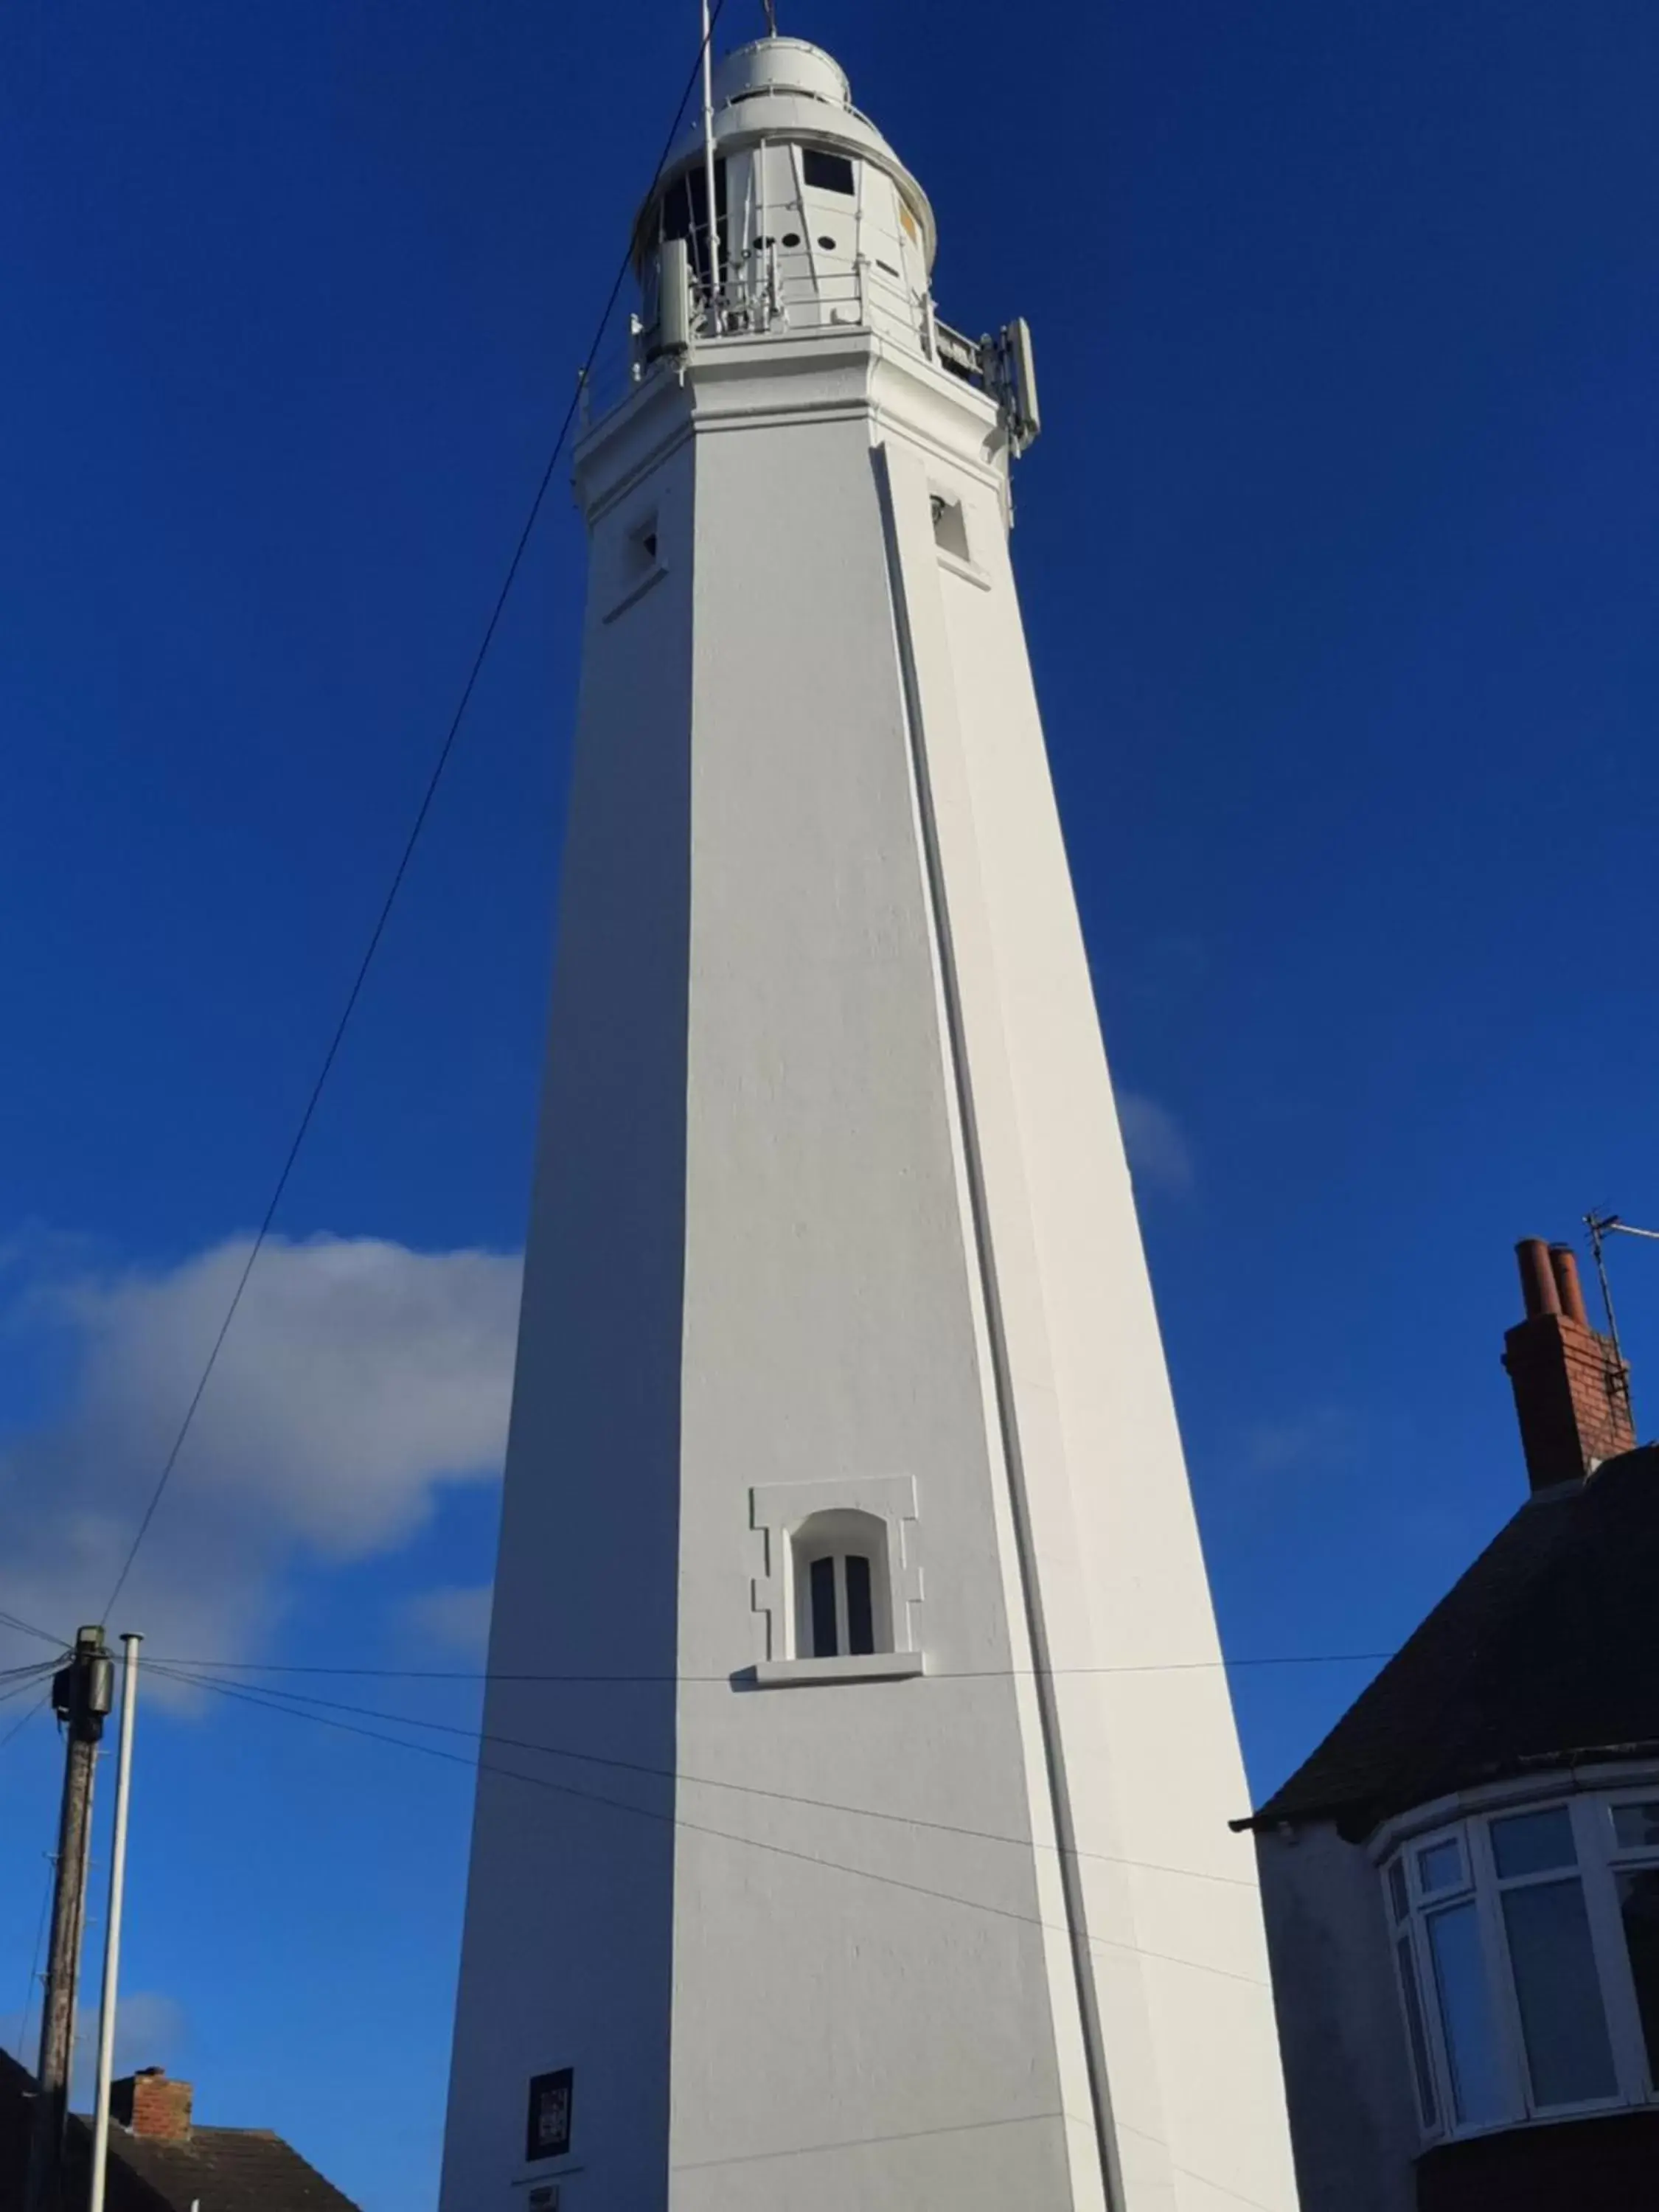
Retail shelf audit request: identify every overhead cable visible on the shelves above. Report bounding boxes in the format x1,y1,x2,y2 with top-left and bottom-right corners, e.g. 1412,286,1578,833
150,1661,1269,1991
141,1649,1394,1682
151,1662,1258,1888
99,0,731,1620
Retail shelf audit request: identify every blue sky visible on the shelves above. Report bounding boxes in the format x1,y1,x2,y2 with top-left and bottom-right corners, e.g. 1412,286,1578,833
2,1,1657,2204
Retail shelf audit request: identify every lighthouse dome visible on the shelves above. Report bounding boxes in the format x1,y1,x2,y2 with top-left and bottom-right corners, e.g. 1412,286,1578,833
712,35,851,107
634,33,937,296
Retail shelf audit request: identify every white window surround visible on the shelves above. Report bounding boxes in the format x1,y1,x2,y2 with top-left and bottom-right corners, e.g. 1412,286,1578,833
753,1650,927,1688
748,1475,922,1683
1377,1781,1659,2145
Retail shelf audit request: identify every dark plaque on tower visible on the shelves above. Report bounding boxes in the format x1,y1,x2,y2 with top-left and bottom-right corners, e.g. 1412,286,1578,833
524,2067,573,2163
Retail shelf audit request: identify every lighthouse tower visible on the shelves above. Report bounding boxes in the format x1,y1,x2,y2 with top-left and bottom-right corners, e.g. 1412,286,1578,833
441,33,1298,2212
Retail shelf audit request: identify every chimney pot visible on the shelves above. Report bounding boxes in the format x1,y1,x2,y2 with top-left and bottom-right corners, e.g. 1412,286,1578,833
1516,1237,1562,1319
1549,1242,1590,1326
112,2067,193,2142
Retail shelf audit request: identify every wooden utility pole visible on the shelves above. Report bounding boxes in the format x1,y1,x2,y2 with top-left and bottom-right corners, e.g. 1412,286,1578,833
24,1626,114,2212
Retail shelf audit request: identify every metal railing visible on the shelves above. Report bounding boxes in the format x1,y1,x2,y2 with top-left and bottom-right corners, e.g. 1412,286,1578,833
577,260,994,436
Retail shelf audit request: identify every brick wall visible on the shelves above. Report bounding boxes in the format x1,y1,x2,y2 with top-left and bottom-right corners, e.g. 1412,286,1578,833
113,2068,193,2140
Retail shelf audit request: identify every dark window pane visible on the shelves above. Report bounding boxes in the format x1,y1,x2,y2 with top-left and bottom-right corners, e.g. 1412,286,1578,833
1613,1802,1659,1851
1618,1868,1659,2079
1501,1879,1615,2106
1418,1838,1464,1896
1397,1935,1439,2130
810,1555,838,1658
803,148,855,195
1491,1806,1576,1879
1427,1902,1506,2125
662,178,691,243
1389,1860,1410,1924
844,1554,874,1655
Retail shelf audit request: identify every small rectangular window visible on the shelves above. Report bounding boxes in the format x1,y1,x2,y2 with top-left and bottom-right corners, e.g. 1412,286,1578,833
803,149,855,196
1613,1802,1659,1851
626,513,660,577
1397,1934,1439,2129
1388,1860,1410,1924
1418,1837,1465,1896
930,492,970,563
1501,1878,1616,2104
1491,1806,1576,1879
810,1555,838,1658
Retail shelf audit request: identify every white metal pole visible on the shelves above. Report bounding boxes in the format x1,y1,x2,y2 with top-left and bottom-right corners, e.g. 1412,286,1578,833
700,0,720,319
88,1633,141,2212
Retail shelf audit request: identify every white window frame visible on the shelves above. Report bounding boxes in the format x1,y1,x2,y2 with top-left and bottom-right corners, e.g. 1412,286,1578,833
1380,1784,1659,2143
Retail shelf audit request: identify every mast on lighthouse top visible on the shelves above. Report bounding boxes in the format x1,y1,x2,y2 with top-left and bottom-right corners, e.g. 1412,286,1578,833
616,30,1038,456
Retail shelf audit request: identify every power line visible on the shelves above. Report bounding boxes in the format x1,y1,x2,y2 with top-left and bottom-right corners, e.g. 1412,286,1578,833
141,1649,1394,1683
0,1667,59,1709
99,0,730,1621
148,1662,1268,1990
0,1690,53,1758
150,1661,1258,1889
4,1585,1395,1687
0,1612,64,1650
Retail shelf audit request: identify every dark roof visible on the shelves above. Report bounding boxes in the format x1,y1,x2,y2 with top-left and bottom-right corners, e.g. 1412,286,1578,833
1248,1444,1659,1841
0,2051,360,2212
108,2123,361,2212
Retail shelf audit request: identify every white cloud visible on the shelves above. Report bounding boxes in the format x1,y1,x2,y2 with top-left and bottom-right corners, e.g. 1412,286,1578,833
1,1990,186,2099
0,1235,521,1679
405,1582,494,1658
1116,1091,1196,1195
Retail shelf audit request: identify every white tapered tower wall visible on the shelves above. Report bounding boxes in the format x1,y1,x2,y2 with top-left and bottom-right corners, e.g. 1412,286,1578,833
442,36,1297,2212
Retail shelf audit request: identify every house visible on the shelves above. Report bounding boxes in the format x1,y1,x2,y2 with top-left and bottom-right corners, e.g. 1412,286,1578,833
1242,1238,1659,2211
0,2052,359,2211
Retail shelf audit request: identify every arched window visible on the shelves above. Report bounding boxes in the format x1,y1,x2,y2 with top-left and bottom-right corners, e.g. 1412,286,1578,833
790,1509,891,1660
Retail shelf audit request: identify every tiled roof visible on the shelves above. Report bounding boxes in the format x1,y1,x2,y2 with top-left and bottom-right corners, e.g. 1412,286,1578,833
111,2124,361,2212
0,2051,360,2212
1248,1444,1659,1840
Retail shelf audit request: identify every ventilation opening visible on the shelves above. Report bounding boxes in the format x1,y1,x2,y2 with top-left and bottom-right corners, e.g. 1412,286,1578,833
931,493,970,563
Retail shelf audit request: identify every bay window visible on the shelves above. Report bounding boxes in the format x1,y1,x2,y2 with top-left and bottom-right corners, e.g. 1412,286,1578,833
1383,1788,1659,2140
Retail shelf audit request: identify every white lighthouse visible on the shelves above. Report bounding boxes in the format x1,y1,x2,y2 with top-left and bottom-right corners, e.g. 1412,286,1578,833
441,32,1298,2212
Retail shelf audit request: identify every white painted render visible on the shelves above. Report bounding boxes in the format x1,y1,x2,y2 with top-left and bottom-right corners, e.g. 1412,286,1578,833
441,37,1298,2212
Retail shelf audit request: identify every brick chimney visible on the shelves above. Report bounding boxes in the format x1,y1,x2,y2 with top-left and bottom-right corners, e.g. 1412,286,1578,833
1502,1238,1635,1492
112,2067,193,2141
